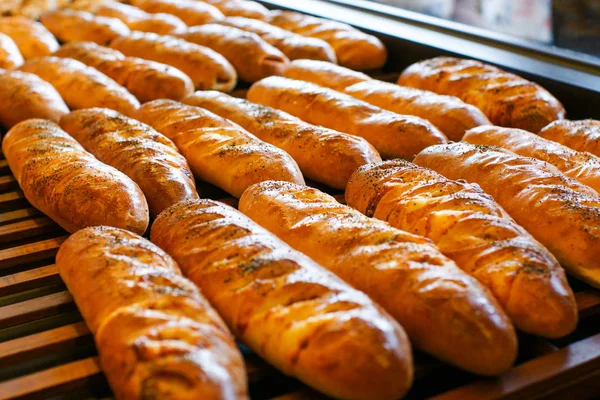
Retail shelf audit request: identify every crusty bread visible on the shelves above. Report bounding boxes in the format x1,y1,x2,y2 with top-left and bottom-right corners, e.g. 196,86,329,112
219,17,337,63
151,199,413,400
414,142,600,288
346,160,577,338
60,108,198,217
130,0,224,26
176,24,288,83
239,180,517,376
203,0,270,20
133,99,304,197
268,10,387,71
2,119,149,234
18,56,140,116
0,69,68,128
57,226,248,400
539,119,600,157
0,17,59,59
109,31,237,91
54,41,194,102
40,9,131,45
464,125,600,194
183,90,381,189
247,76,447,159
0,32,23,69
282,59,371,91
399,56,565,132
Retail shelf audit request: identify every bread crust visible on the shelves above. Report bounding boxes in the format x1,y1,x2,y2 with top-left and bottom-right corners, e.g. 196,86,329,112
176,24,289,83
0,16,59,59
40,9,131,45
0,32,24,69
399,56,565,132
247,76,447,159
18,56,140,116
414,142,600,288
151,199,413,400
239,180,517,376
130,0,223,26
57,226,248,400
539,119,600,157
203,0,270,20
346,160,577,338
2,119,149,234
133,99,304,197
282,59,370,91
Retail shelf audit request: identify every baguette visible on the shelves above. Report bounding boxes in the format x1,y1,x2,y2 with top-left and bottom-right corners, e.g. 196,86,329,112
239,181,518,375
218,17,337,63
54,41,194,102
40,9,131,45
247,76,447,159
539,119,600,157
0,69,68,127
0,17,58,59
176,24,289,83
202,0,270,20
464,125,600,194
130,0,224,26
57,226,248,400
268,10,387,71
183,91,381,189
18,56,140,116
414,142,600,288
109,31,237,91
282,59,371,91
133,99,303,197
60,108,198,217
346,160,577,338
399,56,565,132
0,32,23,69
2,119,148,234
151,199,413,400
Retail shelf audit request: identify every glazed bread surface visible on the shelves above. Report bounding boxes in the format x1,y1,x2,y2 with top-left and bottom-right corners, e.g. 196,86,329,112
0,16,59,59
0,32,24,69
40,9,131,45
203,0,270,20
282,59,370,91
239,181,517,376
130,0,224,26
539,119,600,157
57,226,248,400
346,160,577,338
2,119,148,234
247,76,447,159
151,199,413,400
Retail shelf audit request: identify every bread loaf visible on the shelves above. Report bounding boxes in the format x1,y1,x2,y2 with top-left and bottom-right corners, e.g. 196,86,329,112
0,32,23,69
414,142,600,288
346,160,577,338
151,199,413,400
2,119,148,234
57,226,248,400
133,99,304,197
239,181,517,376
399,56,565,132
203,0,270,20
54,41,194,102
109,31,237,91
539,119,600,157
130,0,224,26
247,76,447,159
19,56,140,116
40,9,131,45
282,59,371,91
0,16,59,59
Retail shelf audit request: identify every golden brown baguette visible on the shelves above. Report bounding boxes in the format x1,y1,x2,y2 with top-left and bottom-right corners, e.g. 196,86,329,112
399,56,565,132
239,181,518,376
0,69,68,127
176,24,289,83
247,76,447,159
133,99,304,197
109,31,237,91
218,17,337,63
463,125,600,194
0,17,58,59
57,226,248,400
151,199,413,400
268,10,387,71
182,91,381,189
18,56,140,116
130,0,224,26
414,142,600,288
202,0,269,20
40,9,131,45
54,41,194,102
60,108,198,217
346,160,577,338
69,0,187,34
282,59,371,91
0,32,23,69
2,120,149,234
539,119,600,157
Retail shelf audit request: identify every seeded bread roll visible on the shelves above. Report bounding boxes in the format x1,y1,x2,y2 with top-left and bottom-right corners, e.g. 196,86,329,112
0,16,59,59
539,119,600,157
0,32,24,69
40,9,131,45
130,0,224,26
282,59,371,91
